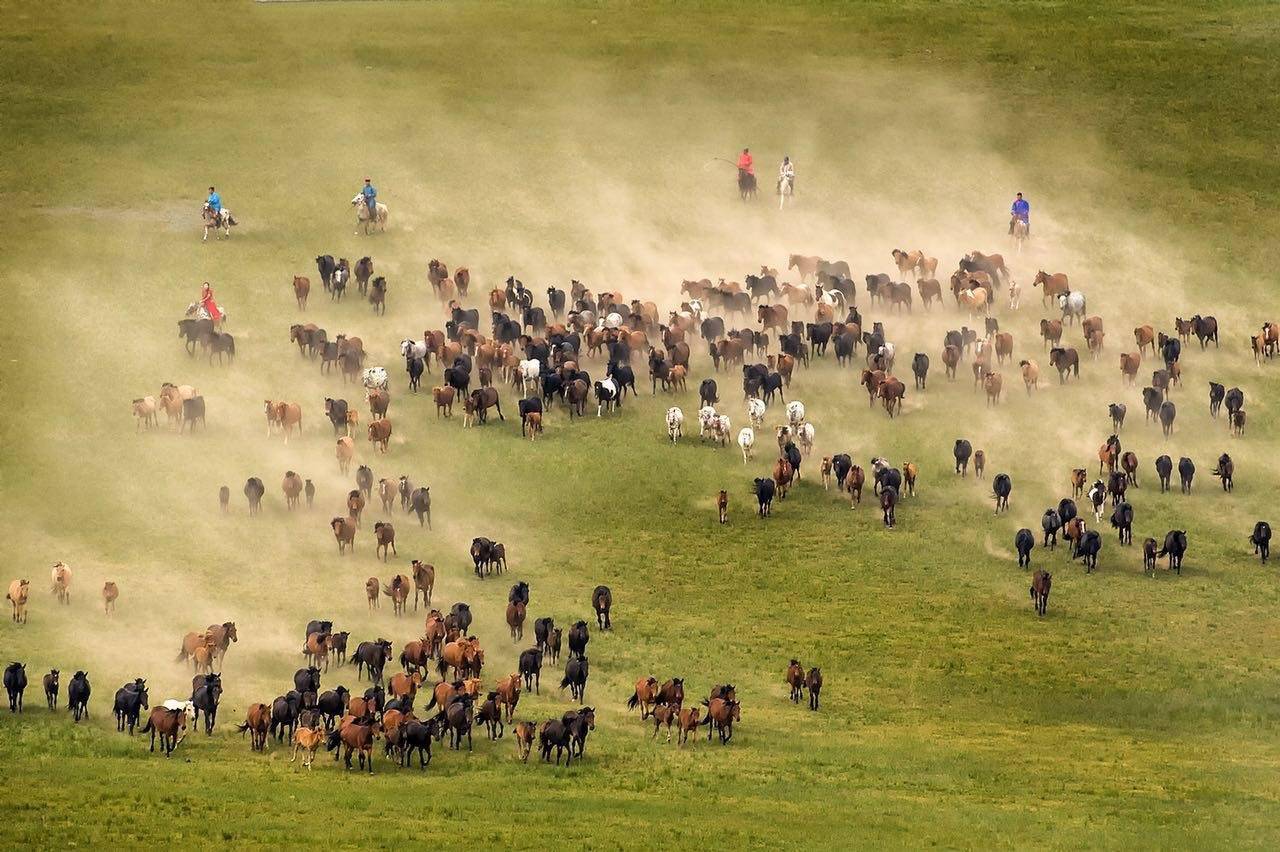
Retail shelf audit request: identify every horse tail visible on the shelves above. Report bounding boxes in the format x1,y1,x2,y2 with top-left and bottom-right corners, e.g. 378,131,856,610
626,691,640,711
175,646,188,663
141,717,155,734
236,721,251,736
435,657,448,681
424,692,438,712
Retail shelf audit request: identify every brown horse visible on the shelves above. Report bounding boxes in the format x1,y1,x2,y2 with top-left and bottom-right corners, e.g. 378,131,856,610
495,673,521,722
860,369,885,407
757,304,789,333
847,465,865,507
102,581,118,615
305,632,331,672
382,574,410,615
678,706,702,745
141,707,187,756
514,721,536,762
652,702,678,742
1071,468,1087,497
1032,270,1069,305
331,517,357,554
439,638,483,680
1133,325,1156,355
373,522,396,562
336,717,381,773
786,660,804,703
368,418,392,453
365,577,379,609
878,376,906,417
627,676,660,719
237,703,271,751
265,400,303,443
703,697,741,744
410,561,434,610
506,601,526,641
293,276,310,309
1098,435,1121,475
388,671,424,702
773,458,795,499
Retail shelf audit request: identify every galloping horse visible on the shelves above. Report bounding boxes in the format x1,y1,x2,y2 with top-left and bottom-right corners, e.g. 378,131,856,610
201,204,236,241
351,195,389,235
777,174,794,210
737,169,757,201
1011,218,1029,252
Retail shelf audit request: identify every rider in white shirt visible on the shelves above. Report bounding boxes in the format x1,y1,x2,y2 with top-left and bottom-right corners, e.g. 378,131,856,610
779,156,795,189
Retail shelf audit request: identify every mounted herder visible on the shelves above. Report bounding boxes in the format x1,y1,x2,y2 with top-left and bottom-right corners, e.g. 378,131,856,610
201,186,237,241
352,177,388,234
777,156,796,209
736,148,757,201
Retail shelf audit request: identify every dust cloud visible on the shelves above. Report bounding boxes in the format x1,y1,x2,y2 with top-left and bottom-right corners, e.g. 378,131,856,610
7,51,1266,721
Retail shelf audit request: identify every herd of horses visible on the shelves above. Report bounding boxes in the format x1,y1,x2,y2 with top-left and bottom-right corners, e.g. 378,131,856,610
13,226,1274,780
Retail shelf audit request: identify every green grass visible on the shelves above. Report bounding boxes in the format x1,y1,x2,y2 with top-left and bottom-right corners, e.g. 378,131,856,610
2,1,1280,848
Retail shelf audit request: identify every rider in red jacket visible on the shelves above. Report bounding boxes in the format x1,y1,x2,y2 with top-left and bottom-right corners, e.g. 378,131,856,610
736,148,754,175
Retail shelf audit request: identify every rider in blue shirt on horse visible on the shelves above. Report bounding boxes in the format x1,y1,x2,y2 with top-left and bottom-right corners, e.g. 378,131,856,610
206,187,221,214
361,178,377,213
1009,192,1029,235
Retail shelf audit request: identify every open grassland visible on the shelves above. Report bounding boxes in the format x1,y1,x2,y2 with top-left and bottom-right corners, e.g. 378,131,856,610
1,1,1279,847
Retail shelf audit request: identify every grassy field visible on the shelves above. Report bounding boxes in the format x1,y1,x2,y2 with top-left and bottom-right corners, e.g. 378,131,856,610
2,1,1280,847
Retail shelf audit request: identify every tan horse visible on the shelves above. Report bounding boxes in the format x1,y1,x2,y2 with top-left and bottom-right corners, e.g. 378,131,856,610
102,581,118,614
265,401,303,443
366,577,380,609
7,579,30,624
336,436,355,474
291,724,325,769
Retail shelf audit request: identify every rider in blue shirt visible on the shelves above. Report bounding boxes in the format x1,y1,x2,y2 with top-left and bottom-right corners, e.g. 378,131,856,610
206,187,221,214
1009,192,1029,234
361,178,377,213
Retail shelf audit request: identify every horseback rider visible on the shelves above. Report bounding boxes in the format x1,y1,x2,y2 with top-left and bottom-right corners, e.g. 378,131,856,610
778,156,795,191
736,148,754,177
360,178,377,215
206,186,221,219
1009,192,1029,235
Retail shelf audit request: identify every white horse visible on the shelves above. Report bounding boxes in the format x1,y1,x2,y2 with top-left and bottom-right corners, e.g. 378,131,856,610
698,405,718,439
738,427,755,462
816,285,845,310
1007,279,1022,311
786,400,806,428
201,204,236,241
746,397,766,429
351,195,388,235
711,415,731,447
666,407,684,443
1059,290,1087,325
777,174,795,210
518,359,541,396
361,367,389,391
1011,218,1029,252
796,422,815,456
400,339,428,361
